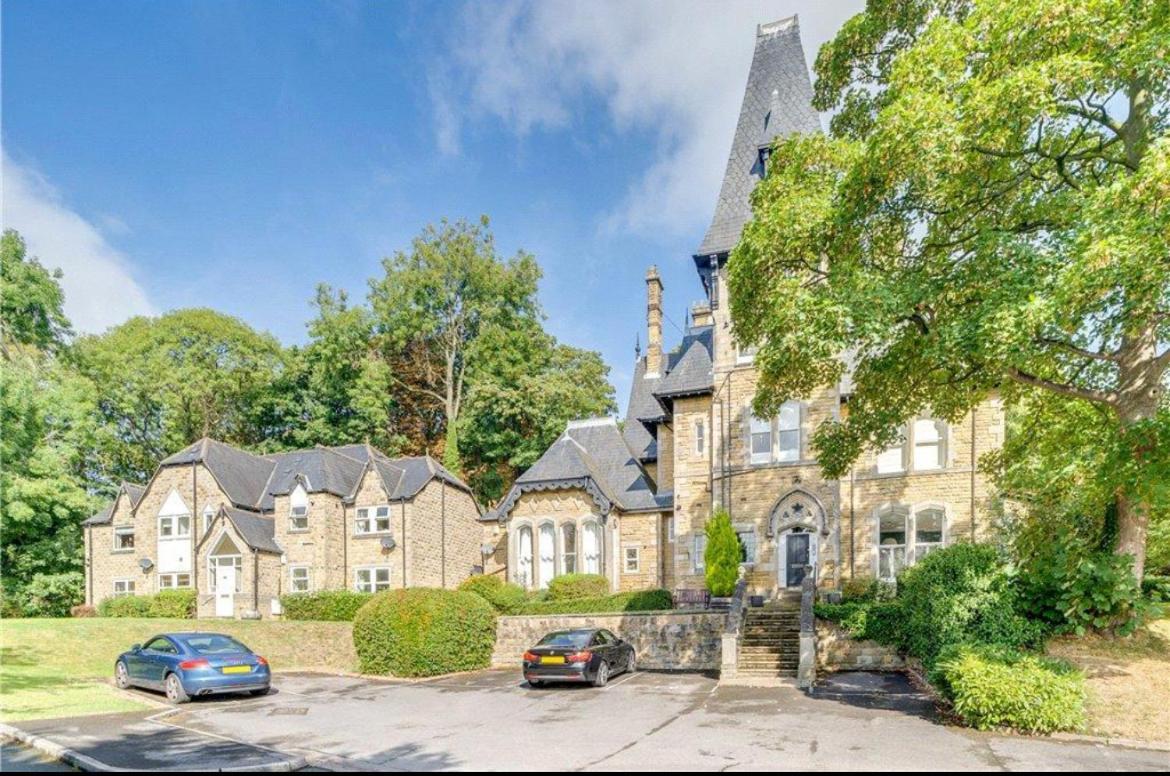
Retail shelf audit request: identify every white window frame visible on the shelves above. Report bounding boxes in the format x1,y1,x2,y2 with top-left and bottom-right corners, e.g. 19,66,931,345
912,418,945,471
355,505,392,535
201,505,215,534
736,528,757,564
112,526,135,553
289,485,310,532
693,534,708,573
289,565,311,593
582,521,603,576
112,578,135,597
876,507,910,582
736,343,758,364
208,553,243,594
354,566,391,593
157,572,191,590
776,401,801,462
913,506,947,560
624,546,641,574
538,522,556,589
749,414,772,464
561,523,577,576
694,419,706,457
159,513,191,540
876,428,908,474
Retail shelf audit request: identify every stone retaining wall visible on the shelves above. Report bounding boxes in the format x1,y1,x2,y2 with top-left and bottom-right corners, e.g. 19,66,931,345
493,610,726,670
816,620,904,671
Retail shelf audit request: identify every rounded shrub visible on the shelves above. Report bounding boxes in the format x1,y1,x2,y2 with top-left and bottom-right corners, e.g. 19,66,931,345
352,588,497,677
99,595,153,618
897,543,1039,666
457,574,528,613
546,573,609,601
149,589,196,618
932,643,1086,734
281,590,373,621
21,572,84,617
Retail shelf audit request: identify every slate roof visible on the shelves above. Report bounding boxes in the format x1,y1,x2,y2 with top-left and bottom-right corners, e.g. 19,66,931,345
622,357,663,461
695,16,821,258
82,481,148,526
493,418,661,521
218,506,282,554
151,439,473,513
655,326,714,398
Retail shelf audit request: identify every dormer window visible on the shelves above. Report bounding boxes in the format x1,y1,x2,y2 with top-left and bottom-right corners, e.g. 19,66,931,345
755,146,771,179
289,485,309,532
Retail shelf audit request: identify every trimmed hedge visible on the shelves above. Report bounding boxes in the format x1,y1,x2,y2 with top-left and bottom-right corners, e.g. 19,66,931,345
457,574,528,613
546,573,609,601
99,595,154,617
932,644,1086,734
281,590,373,621
97,590,197,618
510,588,672,616
352,588,497,677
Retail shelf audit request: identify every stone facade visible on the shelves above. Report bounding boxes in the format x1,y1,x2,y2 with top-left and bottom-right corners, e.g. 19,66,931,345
816,620,905,672
84,440,482,618
492,611,726,670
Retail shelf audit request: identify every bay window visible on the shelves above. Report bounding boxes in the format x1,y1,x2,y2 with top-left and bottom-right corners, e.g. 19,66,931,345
516,525,533,587
538,523,555,588
583,522,602,575
877,508,908,582
561,524,577,575
914,508,945,558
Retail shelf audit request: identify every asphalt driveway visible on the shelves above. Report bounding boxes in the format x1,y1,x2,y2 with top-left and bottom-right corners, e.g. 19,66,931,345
145,670,1168,771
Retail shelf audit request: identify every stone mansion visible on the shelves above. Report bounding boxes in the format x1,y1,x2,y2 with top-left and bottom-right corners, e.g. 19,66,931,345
481,17,1004,598
84,439,481,617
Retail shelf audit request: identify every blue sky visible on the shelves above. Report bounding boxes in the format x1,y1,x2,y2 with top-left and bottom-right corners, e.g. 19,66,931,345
2,0,860,410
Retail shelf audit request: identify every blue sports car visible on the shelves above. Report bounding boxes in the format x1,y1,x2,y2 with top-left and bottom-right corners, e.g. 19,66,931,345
114,632,271,703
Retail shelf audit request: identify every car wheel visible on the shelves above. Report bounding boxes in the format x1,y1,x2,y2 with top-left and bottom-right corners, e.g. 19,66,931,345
627,652,636,675
114,661,130,690
249,688,270,697
528,679,543,688
165,673,190,704
592,661,610,688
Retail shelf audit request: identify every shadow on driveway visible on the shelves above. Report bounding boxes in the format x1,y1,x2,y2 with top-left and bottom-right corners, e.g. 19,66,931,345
810,671,939,720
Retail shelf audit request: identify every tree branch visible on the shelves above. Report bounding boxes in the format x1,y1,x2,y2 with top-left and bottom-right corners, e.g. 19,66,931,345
1035,337,1119,362
1005,366,1118,406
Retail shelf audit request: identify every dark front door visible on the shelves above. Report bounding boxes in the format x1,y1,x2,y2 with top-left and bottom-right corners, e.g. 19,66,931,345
786,533,810,587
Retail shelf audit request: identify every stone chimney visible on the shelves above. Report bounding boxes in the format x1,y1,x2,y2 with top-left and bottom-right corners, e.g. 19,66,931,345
645,266,664,376
691,301,713,327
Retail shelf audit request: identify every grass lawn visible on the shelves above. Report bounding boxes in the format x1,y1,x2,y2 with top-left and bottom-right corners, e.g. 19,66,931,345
1047,618,1170,742
1,618,356,722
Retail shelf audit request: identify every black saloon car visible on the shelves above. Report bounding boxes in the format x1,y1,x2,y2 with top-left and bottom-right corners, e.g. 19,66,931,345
522,628,635,687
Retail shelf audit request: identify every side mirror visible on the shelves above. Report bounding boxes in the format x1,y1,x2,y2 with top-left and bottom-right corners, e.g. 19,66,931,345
131,644,142,652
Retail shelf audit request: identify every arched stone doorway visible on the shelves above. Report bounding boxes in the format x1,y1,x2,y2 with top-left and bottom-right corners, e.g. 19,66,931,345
767,489,827,589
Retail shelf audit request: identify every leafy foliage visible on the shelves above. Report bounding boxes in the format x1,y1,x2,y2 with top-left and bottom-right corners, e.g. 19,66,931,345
545,573,610,601
729,0,1170,577
704,510,741,596
509,589,673,616
815,600,904,645
96,590,196,618
0,230,71,353
352,588,497,677
19,572,84,618
457,574,529,613
932,643,1086,734
98,595,154,618
896,544,1045,666
280,590,374,621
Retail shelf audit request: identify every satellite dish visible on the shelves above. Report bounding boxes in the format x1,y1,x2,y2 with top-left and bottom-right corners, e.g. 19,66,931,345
138,558,154,571
380,536,397,551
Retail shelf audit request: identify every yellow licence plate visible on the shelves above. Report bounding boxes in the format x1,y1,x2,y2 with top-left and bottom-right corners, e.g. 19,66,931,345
222,665,252,674
541,656,565,665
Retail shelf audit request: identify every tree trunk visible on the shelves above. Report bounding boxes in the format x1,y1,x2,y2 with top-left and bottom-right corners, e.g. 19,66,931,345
1113,320,1163,582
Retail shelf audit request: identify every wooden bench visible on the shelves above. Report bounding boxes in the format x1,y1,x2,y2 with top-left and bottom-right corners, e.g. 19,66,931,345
673,589,711,609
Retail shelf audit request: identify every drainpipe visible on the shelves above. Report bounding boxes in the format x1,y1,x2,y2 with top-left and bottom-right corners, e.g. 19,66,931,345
441,482,447,588
849,466,856,580
970,406,977,541
401,501,407,587
342,503,348,590
192,463,199,594
252,550,259,615
86,527,93,605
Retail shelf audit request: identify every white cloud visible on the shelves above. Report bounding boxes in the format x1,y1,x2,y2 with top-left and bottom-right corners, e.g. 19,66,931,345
2,151,155,333
430,0,862,239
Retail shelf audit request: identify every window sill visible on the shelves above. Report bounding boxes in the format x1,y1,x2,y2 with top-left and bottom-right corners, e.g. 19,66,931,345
287,529,311,535
352,532,394,539
111,549,134,555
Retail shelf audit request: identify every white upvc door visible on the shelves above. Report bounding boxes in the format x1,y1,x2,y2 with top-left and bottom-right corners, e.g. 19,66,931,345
216,566,236,617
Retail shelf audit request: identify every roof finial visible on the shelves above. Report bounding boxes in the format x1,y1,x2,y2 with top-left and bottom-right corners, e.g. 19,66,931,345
635,332,642,360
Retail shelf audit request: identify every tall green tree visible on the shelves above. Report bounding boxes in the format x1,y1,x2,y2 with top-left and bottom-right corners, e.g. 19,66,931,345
459,318,616,501
0,230,98,596
74,309,285,483
729,0,1169,579
368,216,541,473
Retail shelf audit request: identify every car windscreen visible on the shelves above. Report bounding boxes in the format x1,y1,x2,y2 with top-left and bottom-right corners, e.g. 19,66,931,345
536,631,592,649
178,635,251,655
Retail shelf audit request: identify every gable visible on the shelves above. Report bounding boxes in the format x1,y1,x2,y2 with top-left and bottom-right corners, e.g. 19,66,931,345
159,489,190,517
